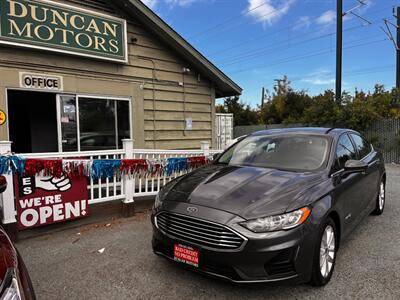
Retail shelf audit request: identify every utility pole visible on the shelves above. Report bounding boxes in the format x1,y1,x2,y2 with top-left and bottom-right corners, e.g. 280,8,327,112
261,87,265,108
382,6,400,89
335,0,369,101
396,7,400,89
336,0,343,103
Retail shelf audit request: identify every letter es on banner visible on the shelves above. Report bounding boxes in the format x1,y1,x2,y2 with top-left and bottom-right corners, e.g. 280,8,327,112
14,174,89,230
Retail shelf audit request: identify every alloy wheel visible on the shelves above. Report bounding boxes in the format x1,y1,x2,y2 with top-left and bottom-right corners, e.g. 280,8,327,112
319,225,335,278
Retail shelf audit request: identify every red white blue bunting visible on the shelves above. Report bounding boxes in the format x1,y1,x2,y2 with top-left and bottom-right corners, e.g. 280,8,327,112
0,155,210,179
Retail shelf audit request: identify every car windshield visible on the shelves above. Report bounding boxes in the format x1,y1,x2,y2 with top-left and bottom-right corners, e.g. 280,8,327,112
217,134,330,172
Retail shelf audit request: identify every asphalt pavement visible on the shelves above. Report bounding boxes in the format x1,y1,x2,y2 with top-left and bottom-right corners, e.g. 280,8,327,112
17,164,400,300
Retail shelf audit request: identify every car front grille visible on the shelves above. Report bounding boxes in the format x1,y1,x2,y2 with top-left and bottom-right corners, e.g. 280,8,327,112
155,212,245,250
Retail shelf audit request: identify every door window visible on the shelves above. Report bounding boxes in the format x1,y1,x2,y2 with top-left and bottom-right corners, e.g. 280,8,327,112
59,95,78,152
333,134,357,172
350,134,372,159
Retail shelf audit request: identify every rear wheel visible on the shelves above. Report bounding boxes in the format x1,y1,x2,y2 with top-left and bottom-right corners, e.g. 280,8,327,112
371,180,385,215
309,218,337,287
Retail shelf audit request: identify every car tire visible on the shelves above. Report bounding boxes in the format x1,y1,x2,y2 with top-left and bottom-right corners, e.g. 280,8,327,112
371,180,385,215
309,217,337,287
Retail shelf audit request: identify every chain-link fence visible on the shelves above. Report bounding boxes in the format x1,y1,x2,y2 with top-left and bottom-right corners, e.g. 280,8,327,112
364,119,400,164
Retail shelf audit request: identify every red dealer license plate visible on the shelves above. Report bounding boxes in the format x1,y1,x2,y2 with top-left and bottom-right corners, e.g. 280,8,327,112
174,243,199,267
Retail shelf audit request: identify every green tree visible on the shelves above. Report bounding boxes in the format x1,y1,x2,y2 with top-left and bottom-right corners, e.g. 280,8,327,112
219,96,259,126
260,76,311,124
303,90,343,126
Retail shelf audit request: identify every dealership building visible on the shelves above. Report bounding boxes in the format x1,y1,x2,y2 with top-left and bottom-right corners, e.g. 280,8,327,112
0,0,241,154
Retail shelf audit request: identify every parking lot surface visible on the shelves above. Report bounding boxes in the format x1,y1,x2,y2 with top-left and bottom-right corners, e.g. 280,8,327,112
17,165,400,300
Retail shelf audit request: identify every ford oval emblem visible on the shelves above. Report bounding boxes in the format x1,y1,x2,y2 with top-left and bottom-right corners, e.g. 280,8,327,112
187,207,198,213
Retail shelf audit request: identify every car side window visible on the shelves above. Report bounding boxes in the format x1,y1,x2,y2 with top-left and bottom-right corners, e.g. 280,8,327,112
350,134,372,159
334,134,357,172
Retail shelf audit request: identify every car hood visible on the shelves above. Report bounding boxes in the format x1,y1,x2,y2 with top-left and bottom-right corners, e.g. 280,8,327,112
164,164,326,219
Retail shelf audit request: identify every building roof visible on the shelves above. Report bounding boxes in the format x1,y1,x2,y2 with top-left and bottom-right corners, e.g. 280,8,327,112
112,0,242,98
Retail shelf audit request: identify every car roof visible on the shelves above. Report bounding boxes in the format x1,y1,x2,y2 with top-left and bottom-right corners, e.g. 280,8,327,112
250,127,357,137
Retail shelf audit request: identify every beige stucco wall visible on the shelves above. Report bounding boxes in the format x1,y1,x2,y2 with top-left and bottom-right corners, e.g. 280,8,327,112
0,0,216,150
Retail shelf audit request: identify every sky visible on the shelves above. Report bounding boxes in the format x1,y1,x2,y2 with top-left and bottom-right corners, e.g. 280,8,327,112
141,0,400,107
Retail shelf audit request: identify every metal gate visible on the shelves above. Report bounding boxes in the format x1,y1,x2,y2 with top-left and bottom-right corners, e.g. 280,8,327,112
215,113,233,150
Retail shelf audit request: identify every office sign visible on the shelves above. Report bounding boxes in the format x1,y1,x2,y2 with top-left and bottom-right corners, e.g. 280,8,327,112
0,0,128,63
20,72,63,91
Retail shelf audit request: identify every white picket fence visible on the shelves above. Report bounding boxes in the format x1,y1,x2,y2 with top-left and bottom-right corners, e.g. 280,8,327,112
0,140,223,225
131,147,221,197
21,149,127,205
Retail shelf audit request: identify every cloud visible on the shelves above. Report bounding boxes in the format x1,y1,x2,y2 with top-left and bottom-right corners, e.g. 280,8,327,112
141,0,201,9
302,69,335,85
141,0,158,9
246,0,296,26
292,16,311,31
316,10,336,25
165,0,200,7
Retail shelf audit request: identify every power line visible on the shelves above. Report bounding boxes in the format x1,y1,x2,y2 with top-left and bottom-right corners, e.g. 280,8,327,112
290,65,395,82
192,3,294,43
188,1,272,40
219,23,380,67
227,38,387,75
206,4,393,57
225,34,381,66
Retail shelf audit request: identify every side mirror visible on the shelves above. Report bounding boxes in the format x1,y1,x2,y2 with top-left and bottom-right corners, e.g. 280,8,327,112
344,160,368,174
212,153,220,161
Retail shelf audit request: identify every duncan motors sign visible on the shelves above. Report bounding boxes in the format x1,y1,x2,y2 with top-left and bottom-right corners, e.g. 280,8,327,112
0,0,128,63
14,174,89,230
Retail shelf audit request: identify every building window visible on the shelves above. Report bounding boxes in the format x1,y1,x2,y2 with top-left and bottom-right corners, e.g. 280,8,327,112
75,97,131,152
79,98,117,151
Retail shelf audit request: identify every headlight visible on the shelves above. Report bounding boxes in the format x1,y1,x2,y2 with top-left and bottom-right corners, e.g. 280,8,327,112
1,269,22,300
153,193,162,209
240,207,311,233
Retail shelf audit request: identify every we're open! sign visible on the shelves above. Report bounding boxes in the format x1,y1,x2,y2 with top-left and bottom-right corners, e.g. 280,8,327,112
14,175,89,230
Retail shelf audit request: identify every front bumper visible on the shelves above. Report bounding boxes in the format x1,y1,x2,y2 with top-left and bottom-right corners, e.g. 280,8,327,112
151,203,319,284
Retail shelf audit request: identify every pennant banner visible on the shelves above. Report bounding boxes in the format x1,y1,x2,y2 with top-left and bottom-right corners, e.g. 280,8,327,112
0,155,210,179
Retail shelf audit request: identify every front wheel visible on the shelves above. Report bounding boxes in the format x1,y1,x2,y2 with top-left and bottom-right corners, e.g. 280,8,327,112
371,180,385,215
309,218,337,287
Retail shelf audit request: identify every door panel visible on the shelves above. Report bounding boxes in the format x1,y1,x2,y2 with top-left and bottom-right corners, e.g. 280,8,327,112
332,173,365,237
361,152,381,210
331,133,366,235
57,95,78,152
349,134,381,212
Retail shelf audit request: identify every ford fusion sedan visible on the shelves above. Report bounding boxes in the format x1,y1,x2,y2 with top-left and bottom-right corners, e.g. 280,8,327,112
151,128,386,286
